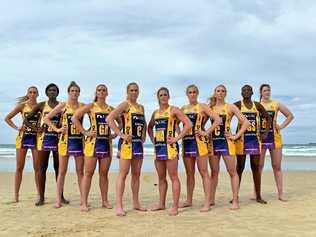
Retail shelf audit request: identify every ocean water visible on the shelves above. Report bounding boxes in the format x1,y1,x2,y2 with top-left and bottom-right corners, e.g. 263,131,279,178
0,144,316,172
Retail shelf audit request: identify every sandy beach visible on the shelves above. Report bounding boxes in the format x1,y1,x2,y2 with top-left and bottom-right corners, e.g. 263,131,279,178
0,170,315,237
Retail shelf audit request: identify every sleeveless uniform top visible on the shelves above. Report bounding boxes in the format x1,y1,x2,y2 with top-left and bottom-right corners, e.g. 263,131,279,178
235,101,261,155
58,102,84,156
209,103,235,156
118,101,145,160
16,103,40,150
260,100,282,149
153,106,179,160
182,103,208,158
84,103,113,158
37,101,61,151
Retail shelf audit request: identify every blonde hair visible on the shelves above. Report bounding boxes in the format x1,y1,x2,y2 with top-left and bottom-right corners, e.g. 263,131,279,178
208,84,227,108
186,84,199,94
67,81,80,93
17,86,38,104
94,84,107,102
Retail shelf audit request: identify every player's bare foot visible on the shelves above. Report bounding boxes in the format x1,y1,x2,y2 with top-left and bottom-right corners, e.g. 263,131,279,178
150,204,166,211
256,198,267,204
61,197,70,205
134,205,147,212
116,207,126,216
35,198,44,206
179,201,192,208
80,205,89,212
169,207,178,216
200,204,211,212
54,202,62,209
278,197,287,202
102,201,113,209
229,201,239,210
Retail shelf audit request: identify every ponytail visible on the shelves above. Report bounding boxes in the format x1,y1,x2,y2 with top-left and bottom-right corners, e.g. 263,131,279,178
17,86,38,104
259,84,270,101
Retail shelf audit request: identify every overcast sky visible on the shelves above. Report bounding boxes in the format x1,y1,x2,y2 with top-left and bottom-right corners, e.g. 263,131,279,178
0,0,315,144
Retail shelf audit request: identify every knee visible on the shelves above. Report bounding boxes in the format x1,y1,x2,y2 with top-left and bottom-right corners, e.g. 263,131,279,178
169,173,179,182
131,170,141,179
119,170,129,179
186,171,195,180
16,166,24,174
99,171,108,179
251,163,259,172
198,168,209,178
272,163,281,172
85,169,94,178
227,168,237,178
210,169,219,178
158,175,167,183
76,169,84,177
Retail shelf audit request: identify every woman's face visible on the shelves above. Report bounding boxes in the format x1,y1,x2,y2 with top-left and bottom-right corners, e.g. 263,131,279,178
46,86,58,99
186,87,198,103
214,86,226,100
68,86,80,100
261,86,271,100
241,86,253,99
96,85,108,100
158,89,169,106
127,85,139,101
27,87,38,100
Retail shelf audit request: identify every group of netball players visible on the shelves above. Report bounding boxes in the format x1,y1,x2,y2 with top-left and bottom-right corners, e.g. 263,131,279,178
4,81,294,216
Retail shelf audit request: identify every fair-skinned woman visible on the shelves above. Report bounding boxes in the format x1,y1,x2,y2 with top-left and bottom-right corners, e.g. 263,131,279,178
258,84,294,201
148,87,192,216
5,86,40,202
107,82,147,216
208,85,250,210
72,84,117,212
44,81,85,208
179,85,220,212
24,83,68,206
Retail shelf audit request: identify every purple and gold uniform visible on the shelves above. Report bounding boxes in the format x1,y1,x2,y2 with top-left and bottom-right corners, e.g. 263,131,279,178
154,106,179,160
235,101,261,155
118,101,145,160
209,104,235,156
182,103,208,158
260,100,282,149
58,102,84,157
84,103,113,158
37,101,61,151
16,103,40,150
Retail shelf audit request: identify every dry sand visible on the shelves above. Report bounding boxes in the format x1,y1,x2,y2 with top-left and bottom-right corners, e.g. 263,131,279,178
0,171,315,237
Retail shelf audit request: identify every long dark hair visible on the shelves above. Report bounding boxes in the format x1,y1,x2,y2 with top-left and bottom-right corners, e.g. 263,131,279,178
259,84,270,101
156,87,170,105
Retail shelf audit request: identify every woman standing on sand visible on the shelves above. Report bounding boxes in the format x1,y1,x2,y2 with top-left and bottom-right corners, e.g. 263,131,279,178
147,87,192,216
72,84,116,211
25,83,68,206
5,86,40,202
107,82,147,216
179,84,220,212
44,81,85,208
258,84,294,201
234,85,270,204
208,84,249,210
